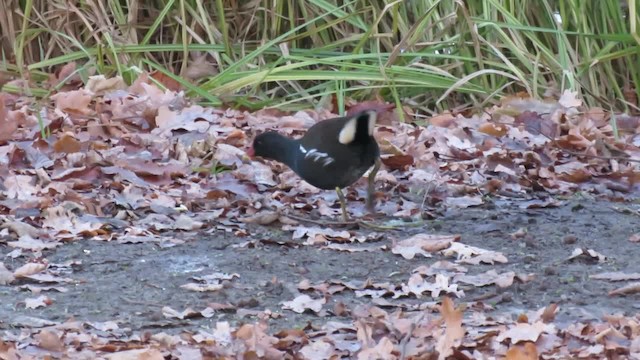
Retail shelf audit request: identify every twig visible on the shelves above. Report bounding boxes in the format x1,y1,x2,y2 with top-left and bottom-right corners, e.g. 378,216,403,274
120,296,162,307
284,213,358,226
284,212,425,230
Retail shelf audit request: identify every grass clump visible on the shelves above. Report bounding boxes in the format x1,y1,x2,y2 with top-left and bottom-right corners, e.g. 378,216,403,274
0,0,638,114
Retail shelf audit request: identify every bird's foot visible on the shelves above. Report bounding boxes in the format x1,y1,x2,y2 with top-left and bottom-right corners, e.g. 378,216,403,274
335,186,350,222
366,158,381,213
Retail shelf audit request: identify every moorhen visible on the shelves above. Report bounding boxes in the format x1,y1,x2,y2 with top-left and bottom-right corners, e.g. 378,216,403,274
247,110,381,221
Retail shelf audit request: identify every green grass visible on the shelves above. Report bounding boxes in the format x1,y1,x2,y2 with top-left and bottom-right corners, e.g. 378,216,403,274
0,0,638,114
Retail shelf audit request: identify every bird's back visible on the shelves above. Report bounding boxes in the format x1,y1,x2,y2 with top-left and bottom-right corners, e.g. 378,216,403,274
294,113,379,189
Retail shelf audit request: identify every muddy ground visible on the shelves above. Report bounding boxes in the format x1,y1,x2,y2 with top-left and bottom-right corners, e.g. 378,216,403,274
1,197,639,335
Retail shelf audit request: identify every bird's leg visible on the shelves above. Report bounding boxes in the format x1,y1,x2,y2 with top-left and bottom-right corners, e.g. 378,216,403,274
366,157,381,213
335,187,349,222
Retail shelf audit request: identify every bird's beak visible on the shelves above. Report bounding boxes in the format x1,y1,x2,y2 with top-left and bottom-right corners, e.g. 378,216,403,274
242,146,255,163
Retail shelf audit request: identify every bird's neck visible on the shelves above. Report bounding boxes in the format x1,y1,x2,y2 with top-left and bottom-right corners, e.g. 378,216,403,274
262,135,300,170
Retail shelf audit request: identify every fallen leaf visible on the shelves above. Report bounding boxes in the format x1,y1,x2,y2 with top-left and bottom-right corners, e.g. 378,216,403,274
299,340,337,360
392,233,460,259
609,282,640,296
0,262,15,285
25,295,52,309
282,295,326,314
161,306,213,319
404,273,464,299
357,337,397,360
240,210,280,225
496,321,555,344
53,133,82,153
590,272,640,282
505,342,538,360
444,196,484,208
435,297,464,360
13,262,47,278
454,270,515,288
104,348,164,360
35,330,64,352
567,248,607,262
443,242,508,264
180,283,224,292
558,89,582,108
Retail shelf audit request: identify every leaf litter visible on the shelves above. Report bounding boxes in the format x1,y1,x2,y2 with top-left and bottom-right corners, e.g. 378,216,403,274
0,72,639,358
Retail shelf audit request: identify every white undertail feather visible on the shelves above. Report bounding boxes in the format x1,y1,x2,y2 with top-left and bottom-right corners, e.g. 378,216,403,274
338,111,377,145
338,116,357,145
366,111,377,136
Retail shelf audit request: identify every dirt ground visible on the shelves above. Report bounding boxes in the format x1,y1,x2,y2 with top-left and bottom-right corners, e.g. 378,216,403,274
1,197,639,336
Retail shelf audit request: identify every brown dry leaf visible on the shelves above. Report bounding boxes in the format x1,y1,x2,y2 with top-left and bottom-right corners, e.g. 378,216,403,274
478,122,508,137
183,54,217,81
505,342,538,360
567,248,607,262
234,323,284,359
8,235,61,252
412,261,468,277
0,340,19,359
24,295,52,309
443,242,508,264
104,348,164,360
162,306,213,320
444,196,484,208
404,273,464,299
282,295,326,314
299,340,337,360
235,162,278,187
155,105,214,133
240,210,280,225
13,262,47,277
346,101,395,117
391,233,460,259
496,321,555,344
4,175,39,201
192,272,240,282
51,62,79,87
357,337,397,360
173,214,204,231
289,226,351,242
0,94,17,142
149,71,182,92
429,113,457,127
558,89,582,108
35,330,64,352
19,285,68,293
180,283,224,292
85,75,127,95
380,154,414,170
0,262,15,285
609,282,640,296
454,270,515,288
590,272,640,281
435,297,464,360
51,89,93,114
22,273,74,284
0,219,43,238
52,133,82,153
323,243,385,252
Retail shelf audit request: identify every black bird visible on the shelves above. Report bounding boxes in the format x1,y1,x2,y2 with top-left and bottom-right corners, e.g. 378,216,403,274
247,110,381,221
